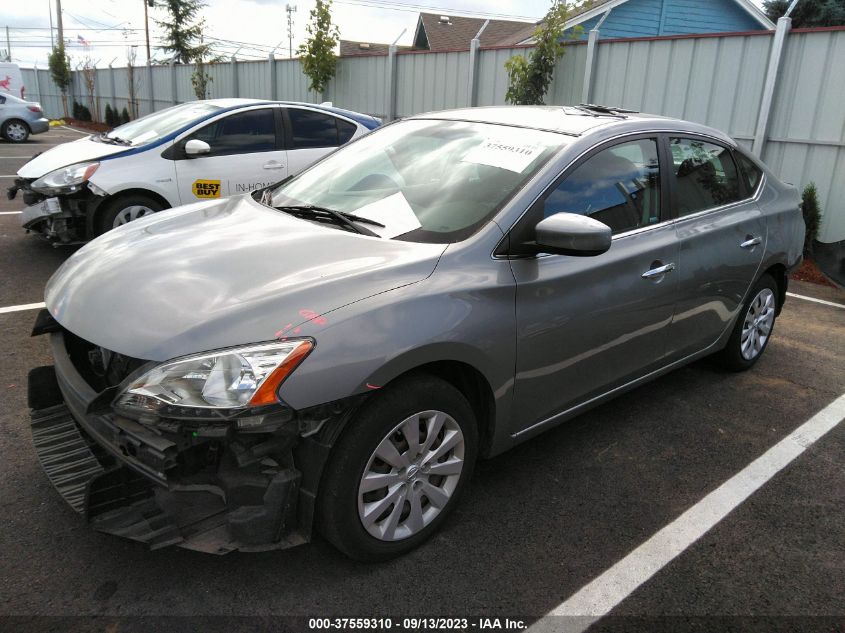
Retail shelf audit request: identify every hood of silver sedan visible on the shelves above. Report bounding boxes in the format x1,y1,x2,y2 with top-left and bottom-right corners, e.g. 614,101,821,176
45,195,446,361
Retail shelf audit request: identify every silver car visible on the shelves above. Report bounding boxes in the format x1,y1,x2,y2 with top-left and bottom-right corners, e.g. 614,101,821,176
28,105,804,560
0,93,49,142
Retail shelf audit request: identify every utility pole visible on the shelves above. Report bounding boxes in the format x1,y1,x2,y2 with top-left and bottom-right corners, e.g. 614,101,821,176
56,0,64,48
5,26,10,62
144,0,152,62
47,0,55,47
286,4,297,57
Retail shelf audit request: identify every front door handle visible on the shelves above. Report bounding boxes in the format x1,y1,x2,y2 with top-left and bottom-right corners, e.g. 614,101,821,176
741,236,762,249
263,161,285,170
641,262,676,279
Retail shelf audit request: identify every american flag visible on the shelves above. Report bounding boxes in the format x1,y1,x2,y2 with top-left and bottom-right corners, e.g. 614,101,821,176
77,34,90,46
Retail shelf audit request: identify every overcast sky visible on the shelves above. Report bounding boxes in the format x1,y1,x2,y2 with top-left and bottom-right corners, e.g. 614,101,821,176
3,0,767,68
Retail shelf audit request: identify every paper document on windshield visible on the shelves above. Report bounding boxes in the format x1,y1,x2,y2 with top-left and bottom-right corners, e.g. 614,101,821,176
353,192,421,238
462,137,542,173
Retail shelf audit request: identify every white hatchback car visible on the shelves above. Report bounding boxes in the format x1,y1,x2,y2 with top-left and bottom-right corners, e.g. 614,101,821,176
11,98,380,242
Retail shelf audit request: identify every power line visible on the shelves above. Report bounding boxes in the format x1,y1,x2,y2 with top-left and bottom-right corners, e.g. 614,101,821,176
333,0,539,21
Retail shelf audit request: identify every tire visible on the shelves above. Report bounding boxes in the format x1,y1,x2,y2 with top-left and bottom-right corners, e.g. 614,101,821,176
2,119,30,143
317,374,478,562
95,194,166,236
717,273,779,371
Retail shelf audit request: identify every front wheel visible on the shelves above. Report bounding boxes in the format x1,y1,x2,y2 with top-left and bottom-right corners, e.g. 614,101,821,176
95,194,165,236
2,119,30,143
717,273,779,371
317,375,478,562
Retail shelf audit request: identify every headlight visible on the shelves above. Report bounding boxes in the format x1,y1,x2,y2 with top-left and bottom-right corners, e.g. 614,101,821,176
114,339,313,415
31,162,99,195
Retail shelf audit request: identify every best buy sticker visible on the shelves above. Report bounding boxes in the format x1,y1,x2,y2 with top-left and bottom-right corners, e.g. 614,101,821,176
193,179,221,198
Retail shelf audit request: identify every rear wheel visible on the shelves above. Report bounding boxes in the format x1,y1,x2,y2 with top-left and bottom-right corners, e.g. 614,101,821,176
317,375,477,561
718,273,778,371
96,194,165,236
2,119,30,143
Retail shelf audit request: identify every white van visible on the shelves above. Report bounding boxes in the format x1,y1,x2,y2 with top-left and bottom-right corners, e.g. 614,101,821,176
0,63,26,100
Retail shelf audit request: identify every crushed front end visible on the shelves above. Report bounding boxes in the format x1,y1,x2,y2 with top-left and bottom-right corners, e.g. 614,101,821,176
27,310,356,554
10,171,105,244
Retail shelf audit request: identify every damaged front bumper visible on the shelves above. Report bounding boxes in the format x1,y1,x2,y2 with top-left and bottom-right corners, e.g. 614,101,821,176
10,178,101,244
27,312,356,554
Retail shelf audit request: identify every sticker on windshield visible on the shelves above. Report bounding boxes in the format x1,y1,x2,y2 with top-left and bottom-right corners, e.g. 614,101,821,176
462,139,542,173
192,179,221,198
353,192,421,239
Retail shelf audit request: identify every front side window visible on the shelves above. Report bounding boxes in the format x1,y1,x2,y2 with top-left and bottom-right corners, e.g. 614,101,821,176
288,109,344,149
270,119,567,243
187,109,276,157
670,138,741,216
544,138,662,235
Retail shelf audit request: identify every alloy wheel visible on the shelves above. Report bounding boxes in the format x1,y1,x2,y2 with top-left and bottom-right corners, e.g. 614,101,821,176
740,288,775,360
113,205,156,227
357,410,465,542
6,122,27,142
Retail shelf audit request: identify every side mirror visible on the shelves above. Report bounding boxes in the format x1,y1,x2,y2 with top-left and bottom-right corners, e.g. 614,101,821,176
534,212,612,256
184,139,211,156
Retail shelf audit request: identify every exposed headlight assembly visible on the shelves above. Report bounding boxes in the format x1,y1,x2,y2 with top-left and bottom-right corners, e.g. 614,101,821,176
114,340,313,416
31,162,99,195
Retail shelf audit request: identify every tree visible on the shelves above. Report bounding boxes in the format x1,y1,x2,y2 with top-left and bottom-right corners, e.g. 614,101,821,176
298,0,340,95
48,45,72,118
81,54,98,122
763,0,845,27
155,0,210,63
505,0,588,105
190,23,215,100
126,45,140,120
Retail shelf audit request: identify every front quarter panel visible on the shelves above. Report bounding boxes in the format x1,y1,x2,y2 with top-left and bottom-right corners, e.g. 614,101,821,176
279,230,517,450
90,143,180,207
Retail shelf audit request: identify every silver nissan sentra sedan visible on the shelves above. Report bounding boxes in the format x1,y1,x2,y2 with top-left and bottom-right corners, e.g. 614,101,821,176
28,105,804,560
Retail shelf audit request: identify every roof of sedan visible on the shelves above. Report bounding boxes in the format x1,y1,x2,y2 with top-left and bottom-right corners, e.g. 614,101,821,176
202,98,381,129
415,106,734,144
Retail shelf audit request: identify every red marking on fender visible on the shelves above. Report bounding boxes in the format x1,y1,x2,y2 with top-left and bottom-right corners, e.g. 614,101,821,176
366,383,381,390
299,309,328,326
293,327,301,334
274,323,294,338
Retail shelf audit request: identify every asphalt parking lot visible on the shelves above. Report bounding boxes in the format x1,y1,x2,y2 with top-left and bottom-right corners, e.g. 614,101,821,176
1,127,844,632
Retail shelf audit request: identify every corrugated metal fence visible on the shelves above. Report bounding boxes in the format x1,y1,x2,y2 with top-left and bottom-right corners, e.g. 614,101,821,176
20,26,845,243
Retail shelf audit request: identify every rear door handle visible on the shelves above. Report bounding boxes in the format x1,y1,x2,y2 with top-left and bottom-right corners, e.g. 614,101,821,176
263,161,285,170
642,262,676,279
741,236,762,249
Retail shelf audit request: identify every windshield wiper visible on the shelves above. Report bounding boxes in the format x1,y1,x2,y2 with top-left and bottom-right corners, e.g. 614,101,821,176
275,204,385,237
99,132,132,146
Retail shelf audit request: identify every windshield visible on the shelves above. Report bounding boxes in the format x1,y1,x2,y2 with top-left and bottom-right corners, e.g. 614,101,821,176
105,102,221,146
269,119,567,243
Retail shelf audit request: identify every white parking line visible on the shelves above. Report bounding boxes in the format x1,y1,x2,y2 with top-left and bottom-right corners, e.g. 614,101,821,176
529,393,845,633
59,126,90,135
0,302,46,315
787,291,845,309
0,211,22,215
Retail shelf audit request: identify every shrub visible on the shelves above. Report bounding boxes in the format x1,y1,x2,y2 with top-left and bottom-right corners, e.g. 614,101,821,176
104,103,115,127
801,182,822,256
121,107,131,124
72,101,92,122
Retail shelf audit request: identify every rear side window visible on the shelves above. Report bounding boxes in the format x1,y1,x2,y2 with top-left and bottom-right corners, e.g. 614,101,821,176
288,109,345,149
338,119,357,144
735,151,763,195
187,108,276,156
670,138,741,216
544,138,662,235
